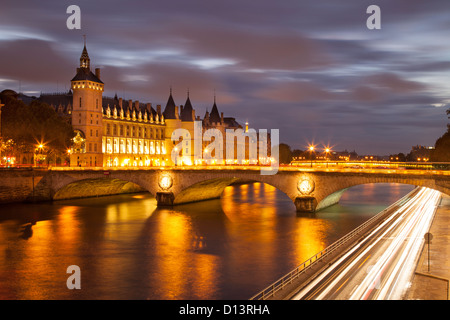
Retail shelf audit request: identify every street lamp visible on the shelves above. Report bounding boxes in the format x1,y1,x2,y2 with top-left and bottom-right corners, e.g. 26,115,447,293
325,147,331,168
309,145,315,168
35,143,45,167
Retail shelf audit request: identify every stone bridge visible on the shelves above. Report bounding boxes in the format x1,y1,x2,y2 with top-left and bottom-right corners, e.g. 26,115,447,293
2,167,448,213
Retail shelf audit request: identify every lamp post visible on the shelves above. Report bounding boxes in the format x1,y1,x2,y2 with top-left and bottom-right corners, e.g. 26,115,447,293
309,145,314,168
67,149,72,167
325,148,330,168
35,144,44,167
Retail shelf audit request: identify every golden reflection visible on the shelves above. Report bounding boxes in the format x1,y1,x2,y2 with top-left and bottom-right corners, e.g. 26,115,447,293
13,214,79,299
56,206,80,244
221,182,279,281
106,203,121,222
240,183,248,197
293,218,331,264
105,195,156,223
152,211,219,299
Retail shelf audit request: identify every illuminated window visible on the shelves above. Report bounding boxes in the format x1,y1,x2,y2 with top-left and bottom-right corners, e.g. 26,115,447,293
150,141,155,154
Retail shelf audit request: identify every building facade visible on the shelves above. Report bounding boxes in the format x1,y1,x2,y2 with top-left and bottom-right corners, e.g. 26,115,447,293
66,44,244,167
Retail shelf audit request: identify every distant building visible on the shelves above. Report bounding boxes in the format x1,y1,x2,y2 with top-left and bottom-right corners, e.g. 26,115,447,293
407,145,433,162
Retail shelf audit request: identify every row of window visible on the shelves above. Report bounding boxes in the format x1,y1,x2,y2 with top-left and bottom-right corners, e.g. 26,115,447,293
105,123,165,139
73,81,103,91
104,138,166,155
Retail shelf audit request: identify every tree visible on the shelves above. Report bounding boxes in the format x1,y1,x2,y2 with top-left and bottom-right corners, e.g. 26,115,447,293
0,95,74,161
430,108,450,162
277,143,293,164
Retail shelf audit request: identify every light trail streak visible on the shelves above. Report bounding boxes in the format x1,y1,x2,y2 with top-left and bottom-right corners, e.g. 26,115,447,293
352,188,440,300
291,187,441,300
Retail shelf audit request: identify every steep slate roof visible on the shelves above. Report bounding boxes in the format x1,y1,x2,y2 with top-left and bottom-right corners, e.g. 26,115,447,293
71,67,103,84
224,117,242,128
39,90,73,108
163,92,178,119
209,101,221,123
180,96,194,121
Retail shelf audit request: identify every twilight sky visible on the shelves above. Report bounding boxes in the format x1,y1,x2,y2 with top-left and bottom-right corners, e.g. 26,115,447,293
0,0,449,155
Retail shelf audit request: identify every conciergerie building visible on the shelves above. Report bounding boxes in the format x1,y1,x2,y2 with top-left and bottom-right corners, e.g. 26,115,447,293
3,43,245,167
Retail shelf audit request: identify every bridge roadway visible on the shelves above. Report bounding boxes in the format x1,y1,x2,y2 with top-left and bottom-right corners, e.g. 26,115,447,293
0,164,449,212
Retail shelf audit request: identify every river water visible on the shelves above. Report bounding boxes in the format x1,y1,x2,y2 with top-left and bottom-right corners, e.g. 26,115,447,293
0,182,414,300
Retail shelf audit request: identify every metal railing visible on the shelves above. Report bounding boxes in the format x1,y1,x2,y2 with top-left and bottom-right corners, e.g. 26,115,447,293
249,188,419,300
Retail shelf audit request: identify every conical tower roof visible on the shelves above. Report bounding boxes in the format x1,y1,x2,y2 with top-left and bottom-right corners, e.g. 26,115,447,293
163,89,178,119
209,100,221,123
180,92,194,121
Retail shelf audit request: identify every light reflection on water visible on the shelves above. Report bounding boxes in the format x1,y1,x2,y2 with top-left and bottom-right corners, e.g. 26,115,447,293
0,183,414,300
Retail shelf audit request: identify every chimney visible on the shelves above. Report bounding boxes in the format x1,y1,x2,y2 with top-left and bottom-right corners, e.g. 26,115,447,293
95,68,101,79
157,105,161,115
128,100,132,109
221,112,224,124
119,98,123,108
134,100,139,110
146,103,151,113
192,110,195,121
175,106,179,119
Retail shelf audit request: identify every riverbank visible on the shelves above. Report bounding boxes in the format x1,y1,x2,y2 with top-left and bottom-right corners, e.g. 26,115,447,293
405,193,450,300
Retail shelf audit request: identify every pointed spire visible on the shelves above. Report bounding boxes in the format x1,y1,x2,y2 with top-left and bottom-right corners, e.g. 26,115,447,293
181,89,194,121
163,87,177,119
80,35,90,69
210,91,220,123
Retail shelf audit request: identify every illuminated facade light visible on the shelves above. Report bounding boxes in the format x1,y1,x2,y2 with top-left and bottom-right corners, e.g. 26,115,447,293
159,174,173,190
297,178,315,195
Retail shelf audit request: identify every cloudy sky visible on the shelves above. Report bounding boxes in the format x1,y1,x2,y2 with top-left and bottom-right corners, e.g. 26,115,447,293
1,0,449,155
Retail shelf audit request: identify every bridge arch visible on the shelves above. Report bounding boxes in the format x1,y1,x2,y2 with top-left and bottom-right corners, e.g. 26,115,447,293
172,176,294,207
314,174,450,212
52,177,149,201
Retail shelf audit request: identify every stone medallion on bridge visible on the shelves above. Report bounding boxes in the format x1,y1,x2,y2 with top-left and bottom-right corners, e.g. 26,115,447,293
297,177,315,195
159,173,173,191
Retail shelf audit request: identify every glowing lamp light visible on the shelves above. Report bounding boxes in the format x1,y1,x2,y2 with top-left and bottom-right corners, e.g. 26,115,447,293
298,178,315,195
159,174,173,190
